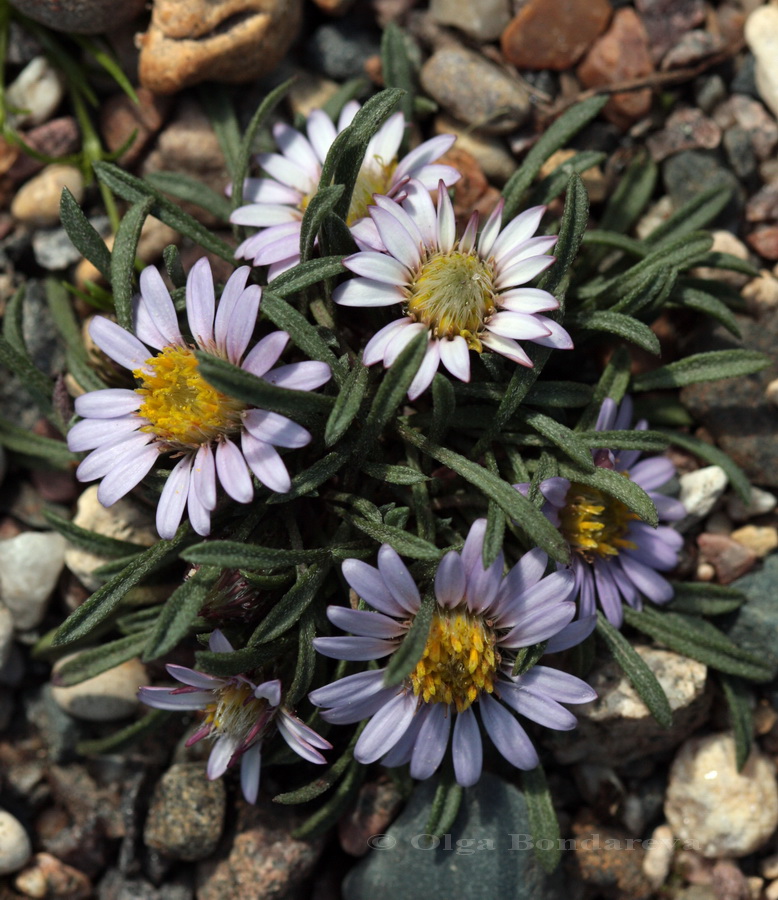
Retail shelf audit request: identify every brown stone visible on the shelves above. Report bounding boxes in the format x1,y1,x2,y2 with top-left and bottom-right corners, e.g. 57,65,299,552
539,148,607,202
4,117,80,186
99,89,171,166
697,532,758,584
311,0,355,13
646,107,721,162
747,226,778,261
571,813,653,899
501,0,611,71
138,0,302,95
577,8,655,129
438,146,488,227
635,0,706,63
338,777,403,857
746,183,778,223
14,853,91,899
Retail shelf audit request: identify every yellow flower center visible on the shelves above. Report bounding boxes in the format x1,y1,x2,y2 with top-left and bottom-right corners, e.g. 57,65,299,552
134,345,245,448
409,610,498,713
204,680,269,743
346,156,398,226
406,251,497,351
560,481,639,560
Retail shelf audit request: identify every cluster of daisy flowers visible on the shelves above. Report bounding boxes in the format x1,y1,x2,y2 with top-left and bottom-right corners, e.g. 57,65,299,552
64,98,689,797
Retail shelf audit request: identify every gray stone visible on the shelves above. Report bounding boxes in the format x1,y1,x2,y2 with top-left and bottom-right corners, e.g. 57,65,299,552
343,773,566,900
0,531,67,629
725,486,777,522
5,56,65,128
677,466,728,530
721,553,778,677
32,227,83,270
430,0,511,42
723,126,757,181
662,150,743,226
0,810,32,875
51,655,148,722
550,647,710,767
25,684,81,762
97,870,194,900
665,732,778,857
0,604,13,668
8,0,146,33
307,21,381,81
421,46,531,135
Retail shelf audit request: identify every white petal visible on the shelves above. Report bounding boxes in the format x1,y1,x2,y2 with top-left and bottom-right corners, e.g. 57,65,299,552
489,206,546,261
243,409,311,448
363,318,413,367
74,389,140,419
407,340,440,401
438,335,470,382
486,312,552,341
273,121,320,175
394,134,457,182
156,455,193,540
230,204,302,227
241,432,291,493
343,251,411,286
307,109,337,164
242,331,290,378
89,317,152,373
215,438,253,503
495,255,555,290
257,152,317,193
139,266,182,345
384,321,428,367
333,277,405,308
436,181,455,253
263,361,331,391
186,257,215,348
480,332,533,366
401,179,438,246
67,416,141,452
370,206,422,270
497,287,559,314
477,197,505,258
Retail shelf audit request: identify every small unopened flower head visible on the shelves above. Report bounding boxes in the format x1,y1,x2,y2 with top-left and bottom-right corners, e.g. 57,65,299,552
309,520,596,787
517,396,686,627
138,630,331,803
230,101,460,278
67,258,331,539
332,180,572,399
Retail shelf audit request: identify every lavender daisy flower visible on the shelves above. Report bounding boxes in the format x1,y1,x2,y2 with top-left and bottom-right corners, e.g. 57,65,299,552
332,179,573,400
517,396,686,628
67,258,331,539
230,101,460,278
309,520,596,788
138,631,331,803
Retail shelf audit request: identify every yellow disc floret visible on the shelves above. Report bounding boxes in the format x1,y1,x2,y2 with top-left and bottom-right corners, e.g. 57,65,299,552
406,251,496,351
346,156,398,225
203,680,268,742
134,345,245,448
560,481,639,560
409,610,498,713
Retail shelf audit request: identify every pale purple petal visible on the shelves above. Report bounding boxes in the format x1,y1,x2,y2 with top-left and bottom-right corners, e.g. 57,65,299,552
350,217,383,252
74,389,141,419
138,686,213,710
243,409,310,449
394,134,457,182
477,197,505,258
139,266,182,345
192,444,217,511
368,111,404,168
480,693,538,770
487,312,552,340
500,600,576,648
187,479,212,536
371,194,424,247
165,665,222,690
252,234,301,267
436,181,455,253
531,318,573,350
543,615,597,653
498,569,576,629
461,518,487,574
308,669,386,708
94,444,159,506
320,688,397,725
257,152,316,193
209,630,234,652
225,284,260,364
363,318,413,367
231,203,302,227
264,360,331,391
625,522,683,569
400,179,438,246
381,707,427,767
354,692,417,764
452,707,482,787
274,121,320,174
312,636,397,661
407,340,440,400
214,266,251,353
652,494,687,521
495,255,555,290
384,322,428,367
307,109,337,164
276,712,328,764
629,457,675,491
618,554,675,603
498,684,578,730
465,551,504,615
68,416,141,451
241,331,290,378
186,257,215,348
576,560,596,619
327,606,406,638
520,666,597,704
491,206,546,262
408,164,461,192
370,206,422,270
497,287,559,314
539,477,571,508
435,550,466,609
341,559,407,617
480,332,533,366
438,336,470,382
77,431,155,482
343,251,410,286
497,235,558,270
133,295,168,350
240,745,262,803
378,544,421,613
410,702,450,780
593,558,624,627
208,735,238,779
240,177,301,205
493,547,549,623
333,277,405,308
156,455,193,539
215,438,253,503
241,432,291,493
459,211,479,254
89,317,153,372
278,709,331,751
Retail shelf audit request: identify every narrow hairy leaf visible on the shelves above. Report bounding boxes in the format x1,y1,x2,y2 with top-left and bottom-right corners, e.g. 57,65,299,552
145,171,232,221
661,429,750,503
578,430,668,452
250,563,331,644
199,84,241,180
300,183,345,264
671,285,740,337
274,726,363,804
183,541,329,569
381,23,415,125
570,310,661,355
143,567,221,661
53,631,151,686
533,151,605,207
60,187,112,279
720,674,753,770
632,350,769,392
293,761,364,839
196,634,294,676
286,610,317,705
111,195,154,330
647,184,733,246
361,461,429,484
77,709,170,755
325,360,368,446
261,290,341,376
269,257,345,299
426,774,463,838
348,517,442,560
0,415,74,467
268,444,356,503
596,613,672,727
523,763,562,874
0,335,56,422
519,410,595,471
598,152,658,235
384,591,435,687
43,509,148,557
558,462,658,527
667,582,745,616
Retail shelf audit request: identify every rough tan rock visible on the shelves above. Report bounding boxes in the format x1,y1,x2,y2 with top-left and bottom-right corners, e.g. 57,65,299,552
10,164,83,227
138,0,303,95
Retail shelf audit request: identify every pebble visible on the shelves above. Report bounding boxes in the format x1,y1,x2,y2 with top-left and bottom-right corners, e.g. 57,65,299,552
196,798,326,900
747,226,778,261
5,56,65,128
571,813,653,899
539,149,607,202
307,21,381,81
768,881,778,900
0,604,13,669
501,0,611,71
636,0,706,64
51,655,148,722
713,94,778,162
0,531,67,629
731,525,778,558
661,30,723,71
287,69,341,118
577,8,654,129
7,0,146,33
144,763,226,862
677,466,729,527
743,272,778,316
430,0,511,42
338,777,404,857
690,229,750,288
646,108,721,163
434,114,515,185
767,379,778,406
4,117,80,187
138,0,302,94
551,647,710,766
99,88,171,168
635,195,674,240
14,852,91,899
696,532,758,583
32,227,84,270
64,485,159,593
11,164,84,227
663,150,742,221
0,810,32,875
745,5,778,120
665,733,778,857
642,823,676,888
420,46,530,135
760,853,778,880
746,184,778,224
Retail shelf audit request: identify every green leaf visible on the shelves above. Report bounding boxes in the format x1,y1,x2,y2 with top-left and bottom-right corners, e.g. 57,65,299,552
199,84,241,181
647,184,734,246
632,350,769,392
381,23,416,126
596,613,672,728
196,634,294,677
231,78,293,213
274,726,363,804
142,567,220,661
524,381,593,409
111,196,154,330
0,335,56,423
52,631,150,686
384,591,435,687
577,346,631,432
623,606,776,682
0,415,75,467
430,372,456,446
145,171,232,221
533,151,605,207
182,541,329,570
356,332,427,457
3,285,24,353
661,429,751,504
598,152,658,235
261,290,341,377
558,463,658,527
502,96,608,221
578,430,668,452
46,278,88,361
268,444,355,503
670,285,741,337
286,610,317,705
51,526,191,646
250,563,331,644
348,518,442,560
325,360,368,446
720,674,753,771
93,161,234,263
43,509,148,557
76,709,170,756
268,257,345,299
666,582,745,616
195,351,332,421
293,761,364,839
425,773,463,838
511,641,548,677
300,183,344,264
519,410,595,471
522,763,562,873
361,461,429,484
400,424,570,563
570,310,660,355
59,186,112,280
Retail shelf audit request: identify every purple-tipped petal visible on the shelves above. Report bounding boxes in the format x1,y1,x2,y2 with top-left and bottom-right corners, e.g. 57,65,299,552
307,109,337,164
209,630,234,653
276,713,328,764
400,179,438,246
436,181,456,253
165,664,222,690
138,686,213,710
531,318,574,351
274,121,320,173
377,544,420,613
452,707,482,787
480,693,538,770
491,206,546,263
133,295,168,350
487,312,552,341
497,287,559,314
214,267,251,354
225,284,261,364
384,322,428,367
368,206,422,270
258,152,316,193
394,133,456,182
477,197,505,258
480,332,533,366
495,254,555,290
